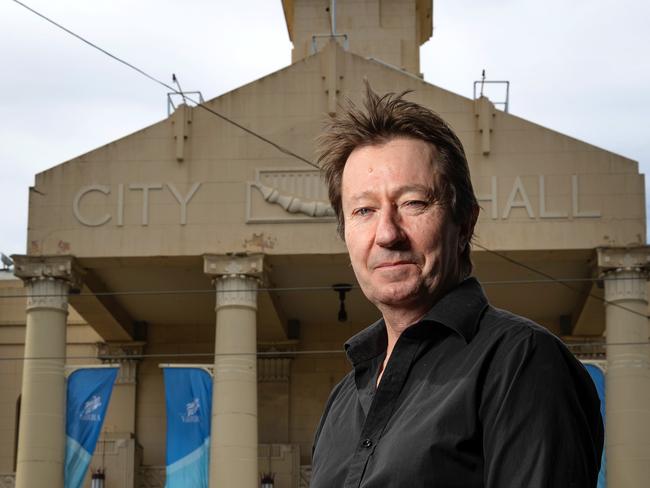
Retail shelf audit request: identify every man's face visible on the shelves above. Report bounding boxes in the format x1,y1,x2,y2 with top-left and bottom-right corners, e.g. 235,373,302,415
341,137,462,311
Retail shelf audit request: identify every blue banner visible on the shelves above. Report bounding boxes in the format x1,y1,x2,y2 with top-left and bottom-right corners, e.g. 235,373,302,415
65,367,119,488
584,363,606,488
163,367,212,488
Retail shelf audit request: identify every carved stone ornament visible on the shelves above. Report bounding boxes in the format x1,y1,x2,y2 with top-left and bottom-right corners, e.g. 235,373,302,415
598,247,650,303
251,181,335,217
257,341,296,382
0,473,15,488
12,255,84,290
203,254,264,280
203,254,264,310
12,255,84,312
97,342,145,384
214,275,259,311
597,246,650,272
258,357,292,382
246,168,336,223
602,269,649,303
25,277,70,313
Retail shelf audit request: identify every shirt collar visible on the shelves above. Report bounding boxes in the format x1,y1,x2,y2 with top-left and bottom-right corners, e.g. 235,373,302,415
345,277,488,365
419,277,488,343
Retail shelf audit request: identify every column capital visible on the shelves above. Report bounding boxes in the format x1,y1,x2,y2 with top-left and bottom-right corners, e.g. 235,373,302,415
257,341,298,383
597,246,650,274
97,341,145,384
203,253,265,280
258,358,292,382
12,255,84,290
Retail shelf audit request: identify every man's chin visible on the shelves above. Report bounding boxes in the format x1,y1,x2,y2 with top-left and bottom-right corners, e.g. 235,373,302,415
369,285,423,309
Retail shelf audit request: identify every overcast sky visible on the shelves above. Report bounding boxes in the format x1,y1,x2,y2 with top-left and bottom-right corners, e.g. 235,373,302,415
1,0,649,258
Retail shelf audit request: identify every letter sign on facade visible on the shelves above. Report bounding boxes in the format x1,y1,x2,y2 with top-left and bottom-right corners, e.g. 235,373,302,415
71,174,602,227
73,185,112,227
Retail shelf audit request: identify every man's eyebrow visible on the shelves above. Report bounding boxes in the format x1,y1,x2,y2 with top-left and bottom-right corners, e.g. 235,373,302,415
348,190,375,203
394,184,434,197
348,185,433,203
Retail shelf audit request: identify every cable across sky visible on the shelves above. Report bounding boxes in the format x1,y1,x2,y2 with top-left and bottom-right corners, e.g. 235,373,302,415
10,0,319,169
7,0,649,323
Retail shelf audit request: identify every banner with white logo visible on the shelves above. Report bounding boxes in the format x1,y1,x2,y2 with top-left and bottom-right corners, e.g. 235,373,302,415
65,366,119,488
583,363,606,488
163,367,213,488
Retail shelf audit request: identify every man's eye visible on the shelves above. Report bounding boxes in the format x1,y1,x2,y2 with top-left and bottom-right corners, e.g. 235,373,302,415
403,200,429,209
353,207,373,217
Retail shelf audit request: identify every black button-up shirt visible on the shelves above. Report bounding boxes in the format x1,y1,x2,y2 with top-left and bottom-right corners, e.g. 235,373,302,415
311,278,603,487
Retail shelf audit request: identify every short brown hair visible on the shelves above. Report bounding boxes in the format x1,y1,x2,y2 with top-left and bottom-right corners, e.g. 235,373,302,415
317,83,479,277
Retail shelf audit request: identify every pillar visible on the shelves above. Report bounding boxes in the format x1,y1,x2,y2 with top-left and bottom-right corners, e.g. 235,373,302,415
598,247,650,487
96,342,144,488
12,255,83,488
258,352,293,444
204,254,264,488
97,342,143,435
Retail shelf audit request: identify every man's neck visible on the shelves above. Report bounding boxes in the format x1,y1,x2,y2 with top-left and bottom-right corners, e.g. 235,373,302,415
382,306,428,338
375,279,462,386
381,306,429,357
375,304,430,387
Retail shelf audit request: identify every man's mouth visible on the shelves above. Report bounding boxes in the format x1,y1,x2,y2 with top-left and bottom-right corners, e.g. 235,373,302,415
375,261,415,269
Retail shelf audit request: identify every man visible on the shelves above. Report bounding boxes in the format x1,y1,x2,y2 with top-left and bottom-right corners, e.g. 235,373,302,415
310,85,604,487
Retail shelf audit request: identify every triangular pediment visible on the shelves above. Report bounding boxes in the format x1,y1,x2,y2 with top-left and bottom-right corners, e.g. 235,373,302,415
27,41,642,259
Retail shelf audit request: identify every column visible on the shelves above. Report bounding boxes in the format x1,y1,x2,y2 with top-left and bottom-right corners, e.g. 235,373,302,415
97,342,144,434
258,342,296,445
598,247,650,487
204,254,263,488
12,255,83,488
96,342,144,488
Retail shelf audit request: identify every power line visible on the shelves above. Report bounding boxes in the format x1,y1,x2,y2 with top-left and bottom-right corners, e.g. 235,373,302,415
0,275,643,299
0,341,644,362
1,284,349,299
0,278,629,299
0,274,630,299
10,0,319,169
473,243,583,293
0,275,647,326
472,242,650,319
0,350,344,362
7,2,648,321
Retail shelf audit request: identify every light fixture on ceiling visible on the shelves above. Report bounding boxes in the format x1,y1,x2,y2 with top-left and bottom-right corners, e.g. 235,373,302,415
332,283,352,322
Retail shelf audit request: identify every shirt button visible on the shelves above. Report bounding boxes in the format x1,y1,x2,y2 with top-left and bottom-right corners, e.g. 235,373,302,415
361,438,373,448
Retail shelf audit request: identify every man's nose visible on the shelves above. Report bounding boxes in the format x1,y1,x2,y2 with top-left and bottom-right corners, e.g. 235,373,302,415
375,206,406,248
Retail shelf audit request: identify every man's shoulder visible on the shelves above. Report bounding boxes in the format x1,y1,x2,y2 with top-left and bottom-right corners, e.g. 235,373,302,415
476,305,577,367
480,304,558,344
474,304,594,389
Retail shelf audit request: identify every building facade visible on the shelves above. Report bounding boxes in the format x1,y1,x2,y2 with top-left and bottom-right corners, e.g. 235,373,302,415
1,1,649,487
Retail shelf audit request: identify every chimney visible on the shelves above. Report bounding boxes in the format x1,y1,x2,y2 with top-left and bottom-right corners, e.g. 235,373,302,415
282,0,433,75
